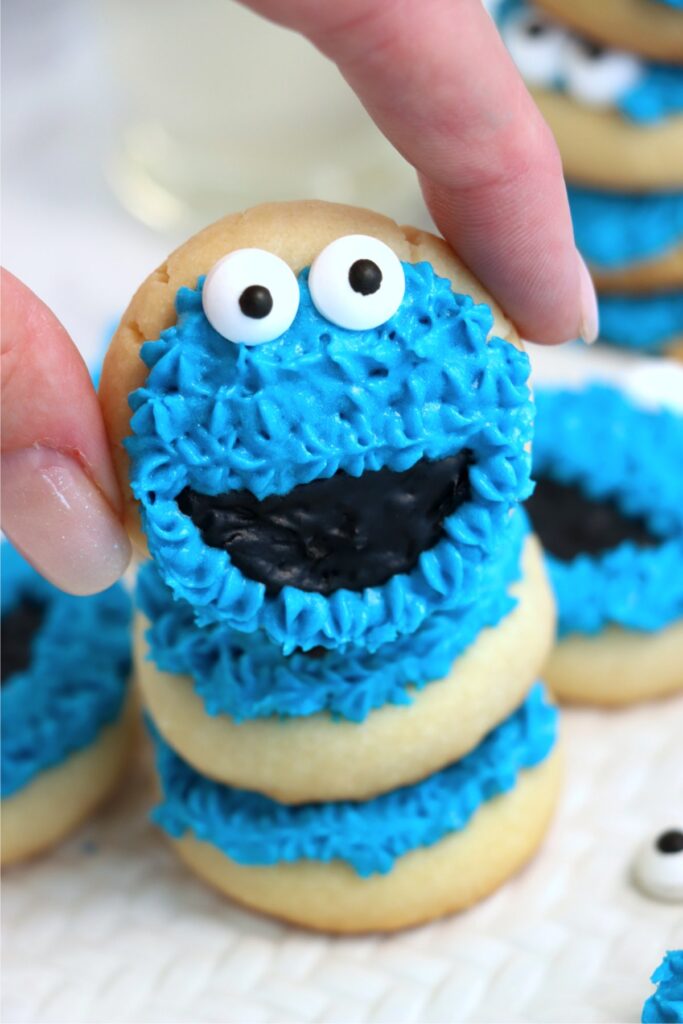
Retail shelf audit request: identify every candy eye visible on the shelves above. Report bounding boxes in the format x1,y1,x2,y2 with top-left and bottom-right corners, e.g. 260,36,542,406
633,828,683,903
308,235,405,331
502,10,569,87
565,39,643,106
202,248,300,345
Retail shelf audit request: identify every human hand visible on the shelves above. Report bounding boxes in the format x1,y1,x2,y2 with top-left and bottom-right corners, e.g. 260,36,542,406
1,270,132,594
242,0,599,346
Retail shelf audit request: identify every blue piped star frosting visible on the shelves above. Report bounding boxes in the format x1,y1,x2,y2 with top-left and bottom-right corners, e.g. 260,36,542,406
532,387,683,637
151,683,558,877
137,509,527,722
127,262,533,653
642,951,683,1024
1,543,132,798
598,292,683,353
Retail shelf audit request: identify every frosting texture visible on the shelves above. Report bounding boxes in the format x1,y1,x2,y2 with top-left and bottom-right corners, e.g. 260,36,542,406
1,543,132,797
598,292,683,352
137,511,527,722
568,186,683,271
642,951,683,1024
151,683,558,876
127,261,533,652
532,387,683,637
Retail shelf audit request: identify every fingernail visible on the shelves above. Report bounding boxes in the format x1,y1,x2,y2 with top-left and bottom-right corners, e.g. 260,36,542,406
577,253,599,345
1,447,132,595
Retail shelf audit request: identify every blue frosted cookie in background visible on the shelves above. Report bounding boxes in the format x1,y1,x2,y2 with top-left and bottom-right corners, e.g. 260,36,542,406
597,291,683,358
526,386,683,705
496,0,683,190
99,200,560,930
642,951,683,1023
1,542,134,865
568,186,683,293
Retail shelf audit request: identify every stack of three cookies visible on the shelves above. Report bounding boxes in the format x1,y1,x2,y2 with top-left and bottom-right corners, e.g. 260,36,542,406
497,0,683,358
101,202,562,932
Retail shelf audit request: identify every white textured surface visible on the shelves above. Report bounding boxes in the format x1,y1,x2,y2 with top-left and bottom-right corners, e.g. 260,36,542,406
2,699,682,1024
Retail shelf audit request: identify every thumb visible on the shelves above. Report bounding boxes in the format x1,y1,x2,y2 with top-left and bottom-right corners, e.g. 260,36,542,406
1,269,131,594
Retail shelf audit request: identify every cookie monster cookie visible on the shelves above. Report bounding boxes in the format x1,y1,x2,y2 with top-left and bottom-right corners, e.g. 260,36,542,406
151,685,561,933
535,0,683,65
642,952,683,1023
1,543,134,865
498,1,683,190
100,200,558,928
568,185,683,292
526,386,683,705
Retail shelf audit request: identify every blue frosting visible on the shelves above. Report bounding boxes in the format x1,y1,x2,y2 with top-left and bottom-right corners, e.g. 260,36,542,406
137,510,527,722
1,543,132,798
127,262,533,653
654,0,683,7
152,683,558,876
643,952,683,1024
498,0,683,123
568,186,683,271
532,387,683,637
598,292,683,352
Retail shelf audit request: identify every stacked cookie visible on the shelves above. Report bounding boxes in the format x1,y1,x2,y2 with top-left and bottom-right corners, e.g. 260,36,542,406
100,201,561,932
497,0,683,357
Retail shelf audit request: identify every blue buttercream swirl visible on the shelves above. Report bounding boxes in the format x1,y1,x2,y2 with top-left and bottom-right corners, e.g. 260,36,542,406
532,387,683,637
568,186,683,271
137,510,527,723
151,683,558,877
597,292,683,352
1,543,132,798
642,951,683,1024
497,0,683,123
127,262,533,653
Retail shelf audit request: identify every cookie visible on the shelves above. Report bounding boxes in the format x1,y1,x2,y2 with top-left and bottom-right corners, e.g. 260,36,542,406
497,1,683,190
136,533,554,803
1,543,134,865
642,952,683,1023
534,0,683,65
151,686,561,933
568,185,683,292
526,387,683,705
100,200,557,927
597,291,683,356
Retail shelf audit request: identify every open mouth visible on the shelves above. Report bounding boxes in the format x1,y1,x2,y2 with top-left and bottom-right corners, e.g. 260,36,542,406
177,452,472,596
526,478,658,562
1,598,46,684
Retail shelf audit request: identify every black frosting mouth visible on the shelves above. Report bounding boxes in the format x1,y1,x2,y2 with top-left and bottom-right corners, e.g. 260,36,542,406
1,598,46,684
526,477,658,562
177,452,472,596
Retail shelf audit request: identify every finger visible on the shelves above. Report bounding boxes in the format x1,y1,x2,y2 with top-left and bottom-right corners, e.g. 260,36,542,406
1,269,131,594
241,0,598,345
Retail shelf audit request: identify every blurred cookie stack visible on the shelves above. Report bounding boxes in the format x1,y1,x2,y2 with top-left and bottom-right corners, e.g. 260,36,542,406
496,0,683,358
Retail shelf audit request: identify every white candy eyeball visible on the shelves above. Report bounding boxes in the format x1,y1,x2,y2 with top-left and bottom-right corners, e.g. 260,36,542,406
633,828,683,903
202,248,300,346
308,235,405,332
565,39,643,106
502,10,569,87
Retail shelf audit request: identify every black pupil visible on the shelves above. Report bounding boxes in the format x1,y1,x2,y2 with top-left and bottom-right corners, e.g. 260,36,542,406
583,41,604,59
656,830,683,854
239,285,273,320
1,597,46,683
348,259,382,296
527,20,546,36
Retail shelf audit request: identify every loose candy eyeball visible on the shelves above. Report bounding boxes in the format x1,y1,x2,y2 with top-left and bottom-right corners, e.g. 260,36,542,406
202,248,300,345
308,234,405,331
633,828,683,902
